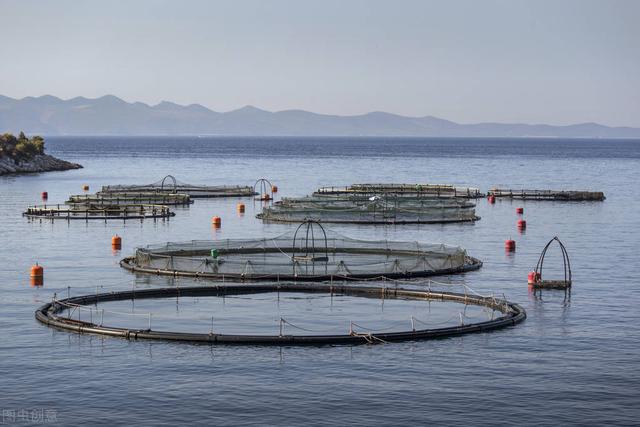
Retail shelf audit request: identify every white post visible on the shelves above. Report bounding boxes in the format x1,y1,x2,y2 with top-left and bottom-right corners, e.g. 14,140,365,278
411,316,415,332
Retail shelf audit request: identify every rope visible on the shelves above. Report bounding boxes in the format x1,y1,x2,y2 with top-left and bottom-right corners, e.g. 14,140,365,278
280,318,324,333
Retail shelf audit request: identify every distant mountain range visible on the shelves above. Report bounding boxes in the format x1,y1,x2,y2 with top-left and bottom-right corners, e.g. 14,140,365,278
1,94,639,138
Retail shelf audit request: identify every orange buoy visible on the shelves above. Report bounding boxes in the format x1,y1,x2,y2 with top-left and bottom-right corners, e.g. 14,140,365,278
517,219,527,229
488,195,496,204
236,203,245,213
516,207,524,214
82,184,90,191
212,216,222,227
30,263,44,286
111,235,122,249
271,185,278,193
41,191,48,200
504,239,516,252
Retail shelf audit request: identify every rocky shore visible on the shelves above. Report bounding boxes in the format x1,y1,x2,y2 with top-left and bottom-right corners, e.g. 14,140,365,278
0,154,82,175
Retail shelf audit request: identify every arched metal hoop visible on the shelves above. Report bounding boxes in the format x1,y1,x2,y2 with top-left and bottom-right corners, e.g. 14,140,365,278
160,175,177,192
535,236,572,284
291,220,329,262
253,178,273,200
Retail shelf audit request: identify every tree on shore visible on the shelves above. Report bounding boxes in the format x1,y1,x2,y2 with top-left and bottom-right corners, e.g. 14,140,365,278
0,132,46,161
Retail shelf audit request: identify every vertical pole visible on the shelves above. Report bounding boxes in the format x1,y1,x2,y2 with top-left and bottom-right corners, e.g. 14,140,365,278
411,316,415,332
101,309,104,326
210,316,214,334
279,318,283,337
148,313,152,330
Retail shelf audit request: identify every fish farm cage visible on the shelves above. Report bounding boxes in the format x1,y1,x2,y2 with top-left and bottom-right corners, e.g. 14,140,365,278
257,195,479,224
315,183,484,199
67,192,193,206
35,283,525,345
23,203,174,221
488,188,605,201
100,175,257,198
120,221,482,280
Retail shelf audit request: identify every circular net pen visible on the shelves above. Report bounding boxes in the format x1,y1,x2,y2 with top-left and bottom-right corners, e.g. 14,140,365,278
100,175,257,198
67,192,193,206
120,221,482,281
315,183,485,199
23,203,174,221
257,196,479,224
35,283,525,345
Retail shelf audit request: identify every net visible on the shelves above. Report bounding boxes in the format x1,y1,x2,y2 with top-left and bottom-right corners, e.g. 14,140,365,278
315,183,484,198
258,195,479,224
100,175,257,198
67,192,192,206
122,222,481,280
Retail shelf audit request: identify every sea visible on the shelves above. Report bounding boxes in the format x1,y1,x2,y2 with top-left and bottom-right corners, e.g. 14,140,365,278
1,136,639,426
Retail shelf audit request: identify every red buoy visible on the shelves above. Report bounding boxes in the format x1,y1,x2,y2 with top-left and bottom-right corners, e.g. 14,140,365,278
488,195,496,204
516,207,524,214
517,219,527,229
527,271,540,285
505,239,516,252
212,216,222,228
41,191,48,200
271,185,278,193
30,263,44,286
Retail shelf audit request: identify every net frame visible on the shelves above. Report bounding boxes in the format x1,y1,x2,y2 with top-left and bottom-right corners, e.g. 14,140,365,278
122,227,481,281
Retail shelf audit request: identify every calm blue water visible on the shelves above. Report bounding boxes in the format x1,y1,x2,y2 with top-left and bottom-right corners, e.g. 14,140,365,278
1,137,639,426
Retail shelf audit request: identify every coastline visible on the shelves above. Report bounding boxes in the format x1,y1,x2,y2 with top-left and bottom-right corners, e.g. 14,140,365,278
0,153,82,175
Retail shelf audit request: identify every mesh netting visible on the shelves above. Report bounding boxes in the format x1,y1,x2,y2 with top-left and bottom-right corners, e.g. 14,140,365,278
100,175,256,198
315,183,484,198
123,225,480,280
67,192,192,206
258,195,478,224
488,188,605,201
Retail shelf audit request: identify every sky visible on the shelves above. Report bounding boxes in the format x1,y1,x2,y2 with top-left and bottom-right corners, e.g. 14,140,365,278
1,0,639,126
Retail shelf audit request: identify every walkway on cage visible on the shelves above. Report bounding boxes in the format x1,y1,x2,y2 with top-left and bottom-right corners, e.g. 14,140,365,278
488,188,605,201
23,203,174,220
35,283,525,346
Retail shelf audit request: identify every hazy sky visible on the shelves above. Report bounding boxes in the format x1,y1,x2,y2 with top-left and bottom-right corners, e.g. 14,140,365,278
1,0,639,126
